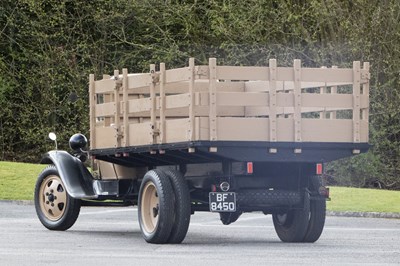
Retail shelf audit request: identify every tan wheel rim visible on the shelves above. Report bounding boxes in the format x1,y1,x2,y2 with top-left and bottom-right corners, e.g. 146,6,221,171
141,182,159,233
39,175,67,221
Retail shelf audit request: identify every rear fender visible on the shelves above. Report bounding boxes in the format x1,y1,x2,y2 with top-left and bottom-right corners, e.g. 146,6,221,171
41,150,97,199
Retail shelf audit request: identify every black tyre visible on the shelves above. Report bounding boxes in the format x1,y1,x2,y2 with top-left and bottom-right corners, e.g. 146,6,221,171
303,176,326,242
34,165,81,231
272,193,310,242
138,170,174,244
164,170,191,244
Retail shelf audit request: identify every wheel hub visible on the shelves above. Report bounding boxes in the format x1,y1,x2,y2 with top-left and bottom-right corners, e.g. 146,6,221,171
39,175,67,221
48,194,55,202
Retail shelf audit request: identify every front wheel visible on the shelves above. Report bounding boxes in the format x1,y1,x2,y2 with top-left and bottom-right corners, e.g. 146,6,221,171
34,165,81,230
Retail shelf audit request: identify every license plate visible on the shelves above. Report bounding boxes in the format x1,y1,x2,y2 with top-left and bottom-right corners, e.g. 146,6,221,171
209,192,236,212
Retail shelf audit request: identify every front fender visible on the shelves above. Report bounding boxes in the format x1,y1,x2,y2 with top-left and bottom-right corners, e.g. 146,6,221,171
41,150,97,199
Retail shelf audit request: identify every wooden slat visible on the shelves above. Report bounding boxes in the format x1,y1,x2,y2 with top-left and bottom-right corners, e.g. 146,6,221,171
89,74,96,149
245,81,353,92
293,60,302,142
216,92,268,106
129,122,153,146
126,73,151,89
302,119,353,142
165,67,191,83
217,117,269,141
150,64,157,144
159,63,166,144
209,58,217,141
217,66,269,81
300,68,353,83
122,68,129,147
164,118,191,143
113,70,121,148
95,102,115,117
95,127,117,148
302,94,353,108
353,61,361,143
94,79,116,94
362,62,370,122
165,93,191,109
188,58,195,141
128,98,151,113
269,59,277,142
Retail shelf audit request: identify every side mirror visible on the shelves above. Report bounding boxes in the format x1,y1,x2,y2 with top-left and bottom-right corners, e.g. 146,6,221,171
48,132,58,150
48,132,57,141
69,133,88,152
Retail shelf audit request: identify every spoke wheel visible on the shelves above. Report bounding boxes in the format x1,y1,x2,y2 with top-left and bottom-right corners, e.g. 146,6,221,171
34,165,81,231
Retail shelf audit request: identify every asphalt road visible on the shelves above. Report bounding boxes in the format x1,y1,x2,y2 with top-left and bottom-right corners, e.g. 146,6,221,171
0,202,399,266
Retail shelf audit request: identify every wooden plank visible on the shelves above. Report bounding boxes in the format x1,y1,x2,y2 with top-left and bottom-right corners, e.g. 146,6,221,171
362,62,370,121
89,74,96,149
114,70,121,148
302,94,353,108
95,127,117,148
300,68,353,83
269,59,277,142
217,66,269,81
95,102,115,117
165,93,191,109
122,68,129,147
129,122,153,146
126,80,244,94
245,81,353,92
126,73,151,89
165,67,191,83
128,98,151,113
293,60,302,142
216,92,269,107
330,66,338,119
245,106,355,117
217,117,269,141
302,119,353,142
94,79,116,94
209,58,217,141
164,118,191,142
353,61,361,143
150,64,157,144
188,58,195,141
159,63,166,144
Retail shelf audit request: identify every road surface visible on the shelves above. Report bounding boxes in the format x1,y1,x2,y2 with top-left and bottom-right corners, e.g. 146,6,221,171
0,202,399,265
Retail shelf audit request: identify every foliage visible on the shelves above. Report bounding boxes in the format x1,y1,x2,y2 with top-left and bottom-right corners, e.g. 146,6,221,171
1,0,400,188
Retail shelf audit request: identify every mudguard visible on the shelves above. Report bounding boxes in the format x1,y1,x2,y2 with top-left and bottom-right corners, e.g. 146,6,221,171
41,150,98,199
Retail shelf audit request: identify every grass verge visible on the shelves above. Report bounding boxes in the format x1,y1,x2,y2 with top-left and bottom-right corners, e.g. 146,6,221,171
327,186,400,213
1,161,400,213
0,161,46,200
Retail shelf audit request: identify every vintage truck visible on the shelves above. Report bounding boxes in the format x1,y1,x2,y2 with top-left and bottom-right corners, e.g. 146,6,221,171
34,58,370,244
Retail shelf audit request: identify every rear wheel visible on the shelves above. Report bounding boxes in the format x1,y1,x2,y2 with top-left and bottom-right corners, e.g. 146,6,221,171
303,176,326,242
34,165,81,230
138,170,174,244
272,193,310,242
164,170,191,244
